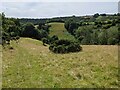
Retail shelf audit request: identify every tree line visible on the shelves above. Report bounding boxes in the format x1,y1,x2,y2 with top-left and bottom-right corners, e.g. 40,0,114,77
64,13,120,45
1,13,49,47
1,12,119,53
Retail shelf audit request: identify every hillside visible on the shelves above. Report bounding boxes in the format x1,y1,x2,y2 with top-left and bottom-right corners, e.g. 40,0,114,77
2,38,118,88
48,22,75,41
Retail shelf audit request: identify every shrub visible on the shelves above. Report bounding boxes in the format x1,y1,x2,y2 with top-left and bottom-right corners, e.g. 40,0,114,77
93,13,99,18
49,39,82,54
42,38,49,46
22,23,38,38
16,36,20,40
49,35,59,44
107,38,118,45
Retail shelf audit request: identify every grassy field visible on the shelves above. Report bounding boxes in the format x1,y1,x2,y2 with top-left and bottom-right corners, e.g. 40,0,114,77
2,38,119,88
0,45,2,89
48,22,76,41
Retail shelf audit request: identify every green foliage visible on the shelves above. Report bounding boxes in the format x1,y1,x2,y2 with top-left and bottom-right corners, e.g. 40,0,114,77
98,29,108,45
49,39,82,53
1,12,119,46
64,19,79,34
91,30,99,44
75,25,94,44
51,35,59,41
22,23,38,38
108,38,118,45
64,14,119,45
37,22,45,29
47,18,64,23
100,13,106,16
107,26,119,44
102,24,112,29
41,35,59,45
93,13,100,18
37,22,50,32
74,24,119,45
7,25,21,37
42,38,49,46
22,23,48,40
1,13,21,46
48,35,59,44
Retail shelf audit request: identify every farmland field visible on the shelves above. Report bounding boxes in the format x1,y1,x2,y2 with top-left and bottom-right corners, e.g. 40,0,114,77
2,38,119,88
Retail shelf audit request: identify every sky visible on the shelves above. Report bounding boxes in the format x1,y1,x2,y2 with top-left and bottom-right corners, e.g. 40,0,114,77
0,1,119,18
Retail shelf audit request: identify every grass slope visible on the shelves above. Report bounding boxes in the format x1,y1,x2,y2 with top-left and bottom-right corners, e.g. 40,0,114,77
2,38,118,88
48,22,75,41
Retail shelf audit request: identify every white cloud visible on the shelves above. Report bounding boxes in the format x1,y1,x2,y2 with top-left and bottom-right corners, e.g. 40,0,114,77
1,0,120,2
1,2,118,18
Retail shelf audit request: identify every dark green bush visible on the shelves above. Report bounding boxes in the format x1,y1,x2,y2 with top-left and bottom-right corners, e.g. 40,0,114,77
49,39,82,54
42,38,49,46
49,35,59,44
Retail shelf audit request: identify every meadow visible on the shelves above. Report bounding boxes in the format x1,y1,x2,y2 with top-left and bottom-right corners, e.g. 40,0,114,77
48,22,76,41
2,38,118,88
1,13,119,88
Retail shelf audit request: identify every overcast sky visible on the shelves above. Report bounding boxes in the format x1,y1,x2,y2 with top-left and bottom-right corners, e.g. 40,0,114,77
1,1,119,18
